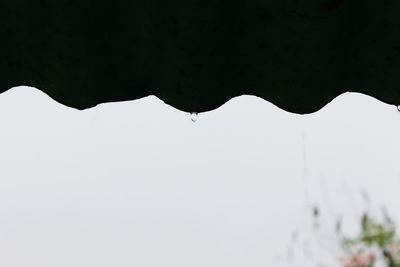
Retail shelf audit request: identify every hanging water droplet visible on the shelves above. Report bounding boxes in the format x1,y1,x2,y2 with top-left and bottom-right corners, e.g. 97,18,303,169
397,105,400,112
190,112,198,122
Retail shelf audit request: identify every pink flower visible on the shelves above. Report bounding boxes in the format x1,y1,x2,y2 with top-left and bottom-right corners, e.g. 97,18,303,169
338,252,375,267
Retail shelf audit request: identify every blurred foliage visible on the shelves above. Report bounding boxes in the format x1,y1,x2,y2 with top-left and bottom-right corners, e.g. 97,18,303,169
339,212,400,267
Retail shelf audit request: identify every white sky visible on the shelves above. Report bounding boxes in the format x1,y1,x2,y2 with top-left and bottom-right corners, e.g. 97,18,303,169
0,86,399,267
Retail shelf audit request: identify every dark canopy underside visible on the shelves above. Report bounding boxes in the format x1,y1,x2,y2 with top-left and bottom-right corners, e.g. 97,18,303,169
1,0,400,113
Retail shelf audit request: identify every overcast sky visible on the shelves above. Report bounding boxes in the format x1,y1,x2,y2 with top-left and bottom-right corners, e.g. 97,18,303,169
0,86,399,267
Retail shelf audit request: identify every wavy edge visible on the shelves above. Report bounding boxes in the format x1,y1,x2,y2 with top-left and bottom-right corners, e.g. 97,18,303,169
0,85,399,116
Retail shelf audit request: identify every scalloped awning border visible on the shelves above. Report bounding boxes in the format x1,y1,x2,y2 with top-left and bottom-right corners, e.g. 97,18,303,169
1,0,400,114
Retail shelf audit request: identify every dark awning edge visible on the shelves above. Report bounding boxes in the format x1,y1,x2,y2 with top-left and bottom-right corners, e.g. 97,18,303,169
1,1,400,114
0,84,399,115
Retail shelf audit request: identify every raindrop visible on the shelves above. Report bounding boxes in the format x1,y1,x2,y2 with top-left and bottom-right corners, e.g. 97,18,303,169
397,105,400,112
190,112,198,122
335,218,342,234
312,206,320,231
313,206,319,218
291,230,299,243
361,189,370,203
